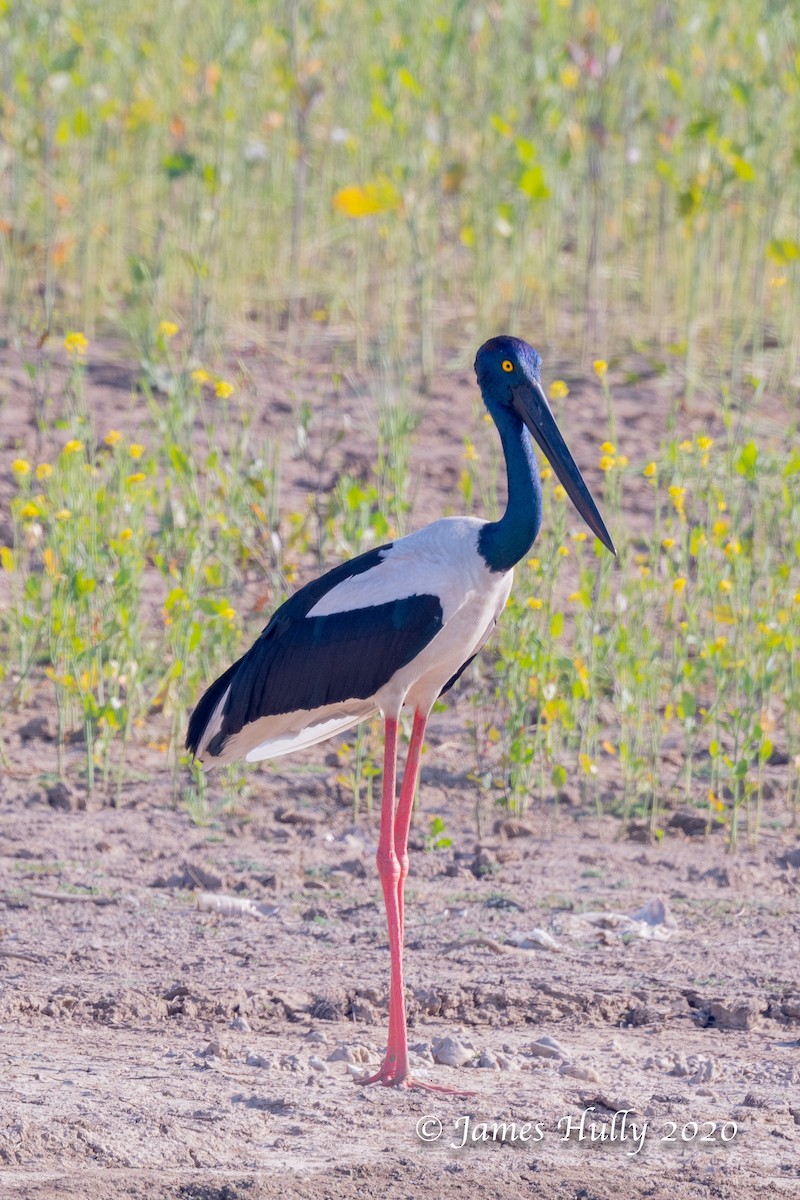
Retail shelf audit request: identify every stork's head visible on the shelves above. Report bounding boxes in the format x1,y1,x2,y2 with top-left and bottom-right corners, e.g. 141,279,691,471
475,336,616,555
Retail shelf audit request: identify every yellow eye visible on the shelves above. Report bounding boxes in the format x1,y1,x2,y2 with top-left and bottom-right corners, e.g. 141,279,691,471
501,360,514,373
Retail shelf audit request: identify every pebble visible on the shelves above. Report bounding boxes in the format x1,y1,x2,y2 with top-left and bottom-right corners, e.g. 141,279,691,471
526,1035,569,1060
432,1035,476,1068
559,1063,601,1083
475,1048,499,1070
327,1043,376,1065
495,1051,519,1071
229,1016,251,1032
198,1038,227,1059
305,1029,329,1045
246,1052,272,1069
308,1055,328,1073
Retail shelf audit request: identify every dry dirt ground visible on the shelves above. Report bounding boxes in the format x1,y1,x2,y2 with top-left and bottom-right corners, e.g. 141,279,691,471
1,331,799,1199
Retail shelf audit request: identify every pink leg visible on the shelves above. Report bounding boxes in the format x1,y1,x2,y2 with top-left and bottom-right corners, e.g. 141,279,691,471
394,709,427,945
357,712,475,1095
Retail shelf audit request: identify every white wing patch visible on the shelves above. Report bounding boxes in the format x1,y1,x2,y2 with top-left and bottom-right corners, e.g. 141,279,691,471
308,518,488,620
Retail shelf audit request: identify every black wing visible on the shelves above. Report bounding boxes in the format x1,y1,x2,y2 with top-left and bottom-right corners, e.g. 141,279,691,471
186,543,443,757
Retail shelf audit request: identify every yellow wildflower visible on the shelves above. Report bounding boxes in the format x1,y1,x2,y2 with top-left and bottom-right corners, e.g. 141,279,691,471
697,436,713,451
126,472,146,485
64,331,88,356
599,455,614,472
679,439,693,451
36,463,54,481
672,576,687,593
568,591,582,602
549,380,569,400
616,454,629,467
643,461,657,478
593,359,608,377
118,528,133,541
526,597,543,609
157,320,179,339
215,380,235,399
554,484,567,501
527,558,540,571
540,466,553,481
19,501,40,519
54,508,71,521
12,458,31,477
558,545,570,557
725,539,742,557
191,368,211,384
463,442,478,462
62,439,84,456
600,441,615,455
571,531,587,542
129,444,145,460
104,430,123,447
668,485,686,516
719,579,732,593
661,537,675,550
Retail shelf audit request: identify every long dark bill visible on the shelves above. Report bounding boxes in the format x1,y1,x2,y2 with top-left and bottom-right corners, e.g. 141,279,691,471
512,381,616,555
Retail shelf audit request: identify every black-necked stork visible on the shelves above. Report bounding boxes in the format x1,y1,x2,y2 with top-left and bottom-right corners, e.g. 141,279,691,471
186,335,615,1092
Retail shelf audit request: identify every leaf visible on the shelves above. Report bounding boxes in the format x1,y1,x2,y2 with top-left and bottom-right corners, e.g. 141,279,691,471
735,441,758,480
549,611,564,638
767,238,800,264
162,152,197,180
332,178,400,218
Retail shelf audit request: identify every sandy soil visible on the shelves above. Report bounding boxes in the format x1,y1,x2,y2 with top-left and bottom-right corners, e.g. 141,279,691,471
1,332,799,1198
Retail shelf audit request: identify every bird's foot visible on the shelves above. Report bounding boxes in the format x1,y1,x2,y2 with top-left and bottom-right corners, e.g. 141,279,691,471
356,1063,475,1096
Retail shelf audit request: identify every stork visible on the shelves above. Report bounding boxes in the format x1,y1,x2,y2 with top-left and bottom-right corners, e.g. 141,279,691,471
186,335,615,1092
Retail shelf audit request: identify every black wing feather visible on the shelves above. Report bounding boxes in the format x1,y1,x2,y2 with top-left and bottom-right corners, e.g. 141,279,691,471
186,541,444,757
185,654,244,755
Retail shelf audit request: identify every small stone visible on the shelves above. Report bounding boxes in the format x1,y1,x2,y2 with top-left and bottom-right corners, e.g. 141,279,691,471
308,1055,328,1073
305,1029,329,1045
432,1036,476,1068
495,1051,518,1071
559,1063,601,1083
246,1052,272,1069
199,1039,226,1059
476,1048,499,1069
527,1036,569,1060
327,1043,376,1065
229,1016,251,1032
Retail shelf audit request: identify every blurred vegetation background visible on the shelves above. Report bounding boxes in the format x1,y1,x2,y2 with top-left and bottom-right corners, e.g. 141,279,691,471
1,0,798,385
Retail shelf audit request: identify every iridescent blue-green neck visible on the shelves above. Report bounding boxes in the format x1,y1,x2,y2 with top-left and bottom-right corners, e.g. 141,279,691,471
478,401,542,573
